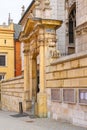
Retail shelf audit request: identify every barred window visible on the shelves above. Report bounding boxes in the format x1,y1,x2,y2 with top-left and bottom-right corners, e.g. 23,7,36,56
63,89,76,103
51,89,61,102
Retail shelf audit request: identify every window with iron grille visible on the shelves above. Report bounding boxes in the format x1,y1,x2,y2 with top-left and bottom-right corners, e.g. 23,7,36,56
51,88,62,102
63,89,76,103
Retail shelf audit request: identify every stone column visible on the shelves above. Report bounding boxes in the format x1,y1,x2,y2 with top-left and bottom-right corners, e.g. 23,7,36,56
29,55,32,101
37,40,47,117
23,43,30,111
32,58,37,100
39,43,45,93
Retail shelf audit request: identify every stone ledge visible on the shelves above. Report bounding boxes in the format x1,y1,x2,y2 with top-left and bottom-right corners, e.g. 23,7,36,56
1,75,24,83
51,51,87,65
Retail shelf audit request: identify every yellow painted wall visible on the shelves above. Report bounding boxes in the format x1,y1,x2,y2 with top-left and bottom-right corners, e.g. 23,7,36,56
0,24,14,80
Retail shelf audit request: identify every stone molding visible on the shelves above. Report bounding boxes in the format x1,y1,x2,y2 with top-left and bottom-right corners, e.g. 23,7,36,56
76,22,87,36
51,50,87,65
1,75,24,83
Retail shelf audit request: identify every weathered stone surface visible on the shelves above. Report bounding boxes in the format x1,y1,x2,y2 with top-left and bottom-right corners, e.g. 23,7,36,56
37,93,47,117
1,76,24,112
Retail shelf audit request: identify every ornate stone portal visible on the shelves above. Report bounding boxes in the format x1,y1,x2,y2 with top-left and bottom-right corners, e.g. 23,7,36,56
19,18,62,117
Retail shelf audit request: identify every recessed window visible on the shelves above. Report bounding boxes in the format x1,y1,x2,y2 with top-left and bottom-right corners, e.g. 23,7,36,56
0,55,6,66
51,89,62,102
63,89,76,103
69,6,76,44
0,74,5,81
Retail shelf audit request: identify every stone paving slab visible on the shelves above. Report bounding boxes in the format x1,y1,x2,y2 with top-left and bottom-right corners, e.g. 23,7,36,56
0,111,86,130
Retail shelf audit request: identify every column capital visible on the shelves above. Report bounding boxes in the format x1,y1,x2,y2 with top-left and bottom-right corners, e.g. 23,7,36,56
38,38,45,46
23,49,29,53
23,42,30,54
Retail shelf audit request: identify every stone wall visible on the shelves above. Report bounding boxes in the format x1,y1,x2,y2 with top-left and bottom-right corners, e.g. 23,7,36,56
50,0,66,53
76,0,87,27
46,51,87,127
1,76,24,112
76,0,87,53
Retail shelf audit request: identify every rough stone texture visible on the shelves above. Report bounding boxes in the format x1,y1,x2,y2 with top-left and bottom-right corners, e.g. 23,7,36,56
1,76,24,112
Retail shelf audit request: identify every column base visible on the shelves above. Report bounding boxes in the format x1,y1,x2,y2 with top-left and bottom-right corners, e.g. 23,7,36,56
23,91,32,111
37,92,47,118
23,100,32,112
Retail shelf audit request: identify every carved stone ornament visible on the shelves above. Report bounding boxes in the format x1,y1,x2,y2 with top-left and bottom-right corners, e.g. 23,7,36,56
76,29,82,36
76,22,87,35
83,27,87,33
50,49,60,59
35,0,40,6
45,0,50,5
23,49,29,53
49,42,56,47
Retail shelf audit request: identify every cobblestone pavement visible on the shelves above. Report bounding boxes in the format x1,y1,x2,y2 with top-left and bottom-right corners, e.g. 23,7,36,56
0,111,86,130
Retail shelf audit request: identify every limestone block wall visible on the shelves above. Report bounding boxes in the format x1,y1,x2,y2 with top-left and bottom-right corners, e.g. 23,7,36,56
46,51,87,127
1,76,24,112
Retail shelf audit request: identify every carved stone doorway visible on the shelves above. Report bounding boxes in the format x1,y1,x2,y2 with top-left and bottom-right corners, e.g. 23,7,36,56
19,18,62,117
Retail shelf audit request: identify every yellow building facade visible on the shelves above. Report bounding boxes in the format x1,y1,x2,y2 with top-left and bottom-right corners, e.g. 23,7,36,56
0,23,15,80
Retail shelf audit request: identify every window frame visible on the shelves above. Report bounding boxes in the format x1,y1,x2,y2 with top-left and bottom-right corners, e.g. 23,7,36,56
51,88,62,102
0,73,5,81
63,88,76,104
0,54,7,67
78,88,87,105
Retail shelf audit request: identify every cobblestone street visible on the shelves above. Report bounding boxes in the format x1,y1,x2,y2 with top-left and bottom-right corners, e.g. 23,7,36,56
0,111,86,130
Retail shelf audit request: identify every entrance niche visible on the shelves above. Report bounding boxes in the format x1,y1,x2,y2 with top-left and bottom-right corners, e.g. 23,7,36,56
32,54,40,102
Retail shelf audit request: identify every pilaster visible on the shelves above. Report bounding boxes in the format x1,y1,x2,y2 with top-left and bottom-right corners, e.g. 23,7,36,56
37,38,47,117
23,43,31,111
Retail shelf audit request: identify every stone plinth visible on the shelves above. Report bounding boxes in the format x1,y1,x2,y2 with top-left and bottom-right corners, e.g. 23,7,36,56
37,92,47,117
